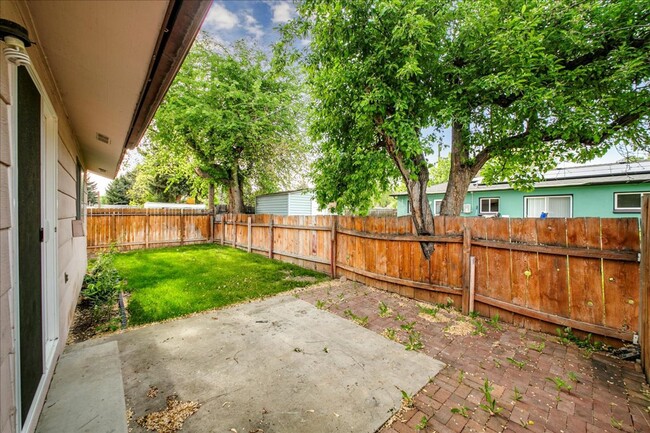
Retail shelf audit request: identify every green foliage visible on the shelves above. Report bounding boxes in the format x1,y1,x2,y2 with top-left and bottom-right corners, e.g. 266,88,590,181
400,321,416,332
400,390,415,408
489,314,502,331
395,313,406,322
430,157,451,185
281,0,650,217
450,406,469,418
86,181,99,206
344,309,369,327
528,341,546,352
457,370,465,384
513,386,523,402
83,251,123,307
556,327,604,352
506,357,526,370
383,328,397,341
129,141,208,206
418,304,439,318
104,170,136,205
546,376,572,393
378,301,391,317
315,299,326,310
151,35,307,212
405,330,424,351
610,417,624,430
568,371,581,383
479,379,503,416
472,319,486,335
414,416,429,430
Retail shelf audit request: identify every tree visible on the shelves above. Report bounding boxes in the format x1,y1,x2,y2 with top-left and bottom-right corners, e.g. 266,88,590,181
86,180,99,206
129,141,209,206
283,0,650,258
150,36,307,213
104,170,136,205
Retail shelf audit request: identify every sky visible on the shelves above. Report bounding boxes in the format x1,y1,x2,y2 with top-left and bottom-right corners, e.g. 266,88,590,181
89,0,634,193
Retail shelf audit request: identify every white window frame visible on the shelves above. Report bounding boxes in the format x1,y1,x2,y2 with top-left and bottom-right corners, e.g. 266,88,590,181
613,192,648,213
479,197,500,215
405,199,411,215
433,199,442,216
524,195,573,218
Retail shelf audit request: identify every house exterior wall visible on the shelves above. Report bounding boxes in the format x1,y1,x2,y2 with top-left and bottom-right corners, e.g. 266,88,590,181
396,183,650,218
1,2,88,432
256,193,289,215
287,191,314,215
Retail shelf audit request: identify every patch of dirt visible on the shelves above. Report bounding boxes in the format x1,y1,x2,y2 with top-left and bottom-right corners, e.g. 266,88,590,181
418,312,451,323
445,320,476,336
67,294,126,344
136,395,200,433
284,275,318,283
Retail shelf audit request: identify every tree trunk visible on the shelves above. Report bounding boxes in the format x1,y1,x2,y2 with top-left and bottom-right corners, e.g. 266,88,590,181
227,166,245,213
440,121,490,216
208,183,215,214
382,132,435,259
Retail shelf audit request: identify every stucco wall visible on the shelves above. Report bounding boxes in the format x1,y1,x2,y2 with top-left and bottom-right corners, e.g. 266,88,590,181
1,2,88,432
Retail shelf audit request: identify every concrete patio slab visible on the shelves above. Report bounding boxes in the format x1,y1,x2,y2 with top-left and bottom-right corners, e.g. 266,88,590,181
80,295,444,433
35,341,127,433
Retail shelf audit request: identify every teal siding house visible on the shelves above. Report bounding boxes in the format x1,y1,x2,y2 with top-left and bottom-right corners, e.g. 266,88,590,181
255,189,332,216
394,161,650,218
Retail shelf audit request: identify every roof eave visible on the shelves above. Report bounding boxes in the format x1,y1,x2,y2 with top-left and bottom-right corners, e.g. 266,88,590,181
116,0,211,173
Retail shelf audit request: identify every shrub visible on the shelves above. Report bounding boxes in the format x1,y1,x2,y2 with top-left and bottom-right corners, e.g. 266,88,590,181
83,251,123,307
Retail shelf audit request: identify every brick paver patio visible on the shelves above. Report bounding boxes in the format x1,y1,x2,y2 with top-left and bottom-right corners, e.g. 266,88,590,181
297,280,650,433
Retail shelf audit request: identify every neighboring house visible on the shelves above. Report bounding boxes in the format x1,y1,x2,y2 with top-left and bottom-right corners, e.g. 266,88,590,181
0,2,209,433
256,189,333,216
394,161,650,218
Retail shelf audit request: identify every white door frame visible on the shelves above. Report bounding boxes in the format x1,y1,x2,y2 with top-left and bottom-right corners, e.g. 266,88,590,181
8,56,59,433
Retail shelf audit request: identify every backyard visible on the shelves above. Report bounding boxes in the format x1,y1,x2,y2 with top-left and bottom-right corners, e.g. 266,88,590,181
70,244,328,340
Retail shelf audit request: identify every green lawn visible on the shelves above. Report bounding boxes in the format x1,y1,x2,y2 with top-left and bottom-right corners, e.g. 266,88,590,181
113,244,328,325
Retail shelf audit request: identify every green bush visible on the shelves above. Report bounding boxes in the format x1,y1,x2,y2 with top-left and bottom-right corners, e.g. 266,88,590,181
83,251,123,307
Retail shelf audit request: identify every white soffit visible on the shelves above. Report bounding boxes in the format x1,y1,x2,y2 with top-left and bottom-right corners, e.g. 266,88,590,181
27,1,169,178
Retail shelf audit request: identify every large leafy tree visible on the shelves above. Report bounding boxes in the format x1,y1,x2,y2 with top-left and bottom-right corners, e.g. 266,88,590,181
150,36,307,213
129,141,209,206
284,0,650,258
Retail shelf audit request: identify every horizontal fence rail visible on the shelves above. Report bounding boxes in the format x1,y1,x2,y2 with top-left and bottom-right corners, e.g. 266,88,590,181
87,209,641,343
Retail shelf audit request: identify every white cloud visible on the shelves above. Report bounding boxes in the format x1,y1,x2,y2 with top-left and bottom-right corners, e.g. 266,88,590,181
204,3,239,30
270,1,294,24
243,12,265,39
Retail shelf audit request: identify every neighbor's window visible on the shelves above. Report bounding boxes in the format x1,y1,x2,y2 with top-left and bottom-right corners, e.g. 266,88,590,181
524,195,572,218
433,199,442,215
614,192,647,212
479,198,499,215
406,199,411,214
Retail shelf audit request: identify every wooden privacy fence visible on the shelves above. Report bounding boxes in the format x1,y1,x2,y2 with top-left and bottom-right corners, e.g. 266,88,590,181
216,214,641,343
87,208,213,252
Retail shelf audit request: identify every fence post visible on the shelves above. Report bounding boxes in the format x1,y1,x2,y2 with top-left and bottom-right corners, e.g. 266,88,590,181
233,214,238,248
145,209,150,249
180,209,185,245
221,215,225,245
461,225,471,314
330,216,338,278
110,209,117,245
641,195,649,381
268,217,274,259
247,216,252,253
210,212,214,243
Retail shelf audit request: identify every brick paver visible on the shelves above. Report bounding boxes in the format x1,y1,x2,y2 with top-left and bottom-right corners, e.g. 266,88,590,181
297,280,650,433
